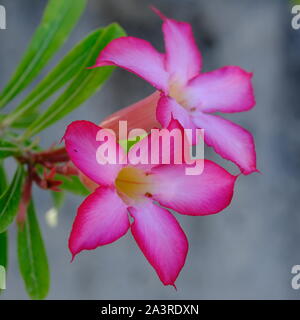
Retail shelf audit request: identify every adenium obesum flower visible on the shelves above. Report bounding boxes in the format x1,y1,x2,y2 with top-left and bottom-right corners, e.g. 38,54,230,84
63,120,237,286
92,8,257,175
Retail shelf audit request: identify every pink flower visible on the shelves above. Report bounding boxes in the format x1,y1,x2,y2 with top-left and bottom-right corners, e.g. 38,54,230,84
63,120,237,286
92,8,257,175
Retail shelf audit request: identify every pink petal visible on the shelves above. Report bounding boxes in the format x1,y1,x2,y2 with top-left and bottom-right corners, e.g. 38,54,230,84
92,36,169,90
129,201,188,286
193,113,257,174
69,187,130,258
127,111,195,169
100,91,161,137
156,95,201,146
153,8,202,84
185,66,255,113
64,121,124,186
151,160,237,216
156,95,195,129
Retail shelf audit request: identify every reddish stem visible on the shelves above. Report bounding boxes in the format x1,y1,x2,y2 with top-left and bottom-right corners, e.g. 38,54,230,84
17,170,33,225
33,147,70,164
17,146,75,193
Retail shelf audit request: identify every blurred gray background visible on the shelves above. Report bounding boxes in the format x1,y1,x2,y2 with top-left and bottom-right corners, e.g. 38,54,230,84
1,0,300,299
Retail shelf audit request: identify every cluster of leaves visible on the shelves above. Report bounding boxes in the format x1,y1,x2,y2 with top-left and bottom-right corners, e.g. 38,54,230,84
0,0,125,299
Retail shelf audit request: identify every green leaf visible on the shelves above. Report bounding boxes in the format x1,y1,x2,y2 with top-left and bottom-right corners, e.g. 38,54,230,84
0,140,19,159
17,200,50,300
0,231,7,293
4,28,104,127
57,174,89,196
0,232,8,269
0,161,8,271
0,166,24,233
0,0,86,108
119,133,148,153
0,232,7,296
22,23,126,138
0,160,7,192
0,111,40,130
51,190,65,209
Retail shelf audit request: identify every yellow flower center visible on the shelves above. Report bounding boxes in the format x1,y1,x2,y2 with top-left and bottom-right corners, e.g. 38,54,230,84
169,79,188,108
115,167,153,203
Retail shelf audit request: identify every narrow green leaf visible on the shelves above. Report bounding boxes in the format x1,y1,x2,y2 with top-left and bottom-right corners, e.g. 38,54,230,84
17,200,50,300
57,174,89,196
0,0,86,108
0,231,7,293
0,166,24,233
23,23,126,138
0,140,19,159
0,161,8,272
0,160,7,192
0,114,5,124
0,111,40,130
4,28,104,127
0,232,8,270
51,190,65,210
9,111,40,130
119,134,148,153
